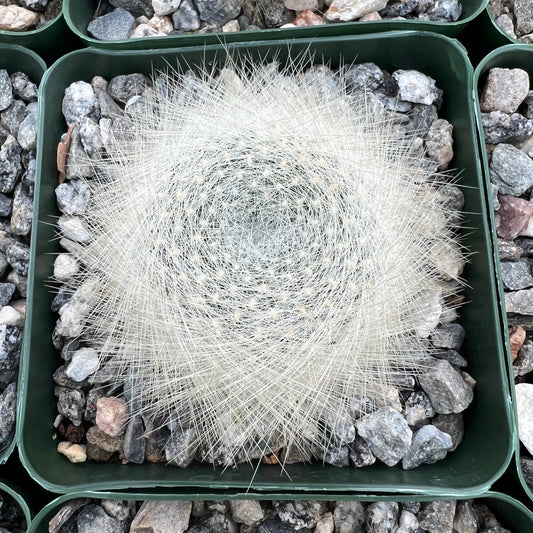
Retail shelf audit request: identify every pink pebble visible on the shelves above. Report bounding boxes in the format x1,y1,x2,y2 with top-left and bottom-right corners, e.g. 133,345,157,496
496,194,533,240
294,10,325,26
96,396,129,437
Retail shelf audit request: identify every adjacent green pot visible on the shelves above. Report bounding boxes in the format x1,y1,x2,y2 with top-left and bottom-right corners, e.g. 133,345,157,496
480,5,530,47
0,10,73,65
27,492,533,533
64,0,488,50
0,480,32,530
0,44,46,465
474,44,533,506
19,32,514,494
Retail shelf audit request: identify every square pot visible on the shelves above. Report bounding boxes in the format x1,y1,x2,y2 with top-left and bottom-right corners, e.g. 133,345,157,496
19,32,513,494
0,44,46,465
27,492,533,533
64,0,489,50
473,44,533,506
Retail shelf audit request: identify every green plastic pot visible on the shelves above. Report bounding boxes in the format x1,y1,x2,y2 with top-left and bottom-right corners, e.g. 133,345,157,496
480,6,528,47
19,32,513,495
27,492,533,533
0,44,46,465
0,480,32,530
474,44,533,506
64,0,488,50
0,10,73,65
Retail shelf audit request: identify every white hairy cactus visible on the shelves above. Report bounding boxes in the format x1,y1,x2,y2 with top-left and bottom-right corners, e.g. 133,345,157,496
59,58,464,467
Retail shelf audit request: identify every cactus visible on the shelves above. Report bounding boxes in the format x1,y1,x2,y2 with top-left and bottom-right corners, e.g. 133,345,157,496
58,57,464,468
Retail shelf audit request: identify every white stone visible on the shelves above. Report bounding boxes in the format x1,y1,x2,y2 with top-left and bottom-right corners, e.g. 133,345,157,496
392,69,440,105
148,14,174,33
415,289,442,338
516,383,533,455
0,5,39,31
222,19,240,32
314,512,334,533
397,510,419,533
130,23,166,38
57,441,87,463
285,0,319,10
325,0,388,21
56,299,90,337
54,253,80,281
58,215,92,243
66,348,100,381
0,306,24,328
229,500,264,525
152,0,182,16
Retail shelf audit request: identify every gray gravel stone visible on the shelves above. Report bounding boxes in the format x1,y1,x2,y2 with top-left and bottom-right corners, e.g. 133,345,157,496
6,270,26,298
16,112,37,151
63,82,99,127
418,501,456,533
482,111,533,144
355,406,412,466
5,241,29,276
0,135,22,194
108,74,150,104
10,182,33,236
332,502,364,533
431,413,464,451
402,424,453,469
0,71,13,113
130,501,192,533
515,0,533,35
0,382,16,450
79,117,103,158
195,0,245,24
123,414,146,464
56,387,85,426
505,288,533,314
453,500,479,533
344,63,384,93
490,143,533,196
88,8,136,40
0,283,15,308
498,238,523,261
230,500,264,526
10,72,38,102
392,70,440,106
425,118,453,170
480,68,530,113
320,442,351,467
365,502,399,533
404,391,435,428
257,519,302,533
514,340,533,376
165,426,197,467
501,260,533,290
348,435,376,467
426,0,462,21
258,0,287,27
275,501,327,530
419,359,473,414
380,0,418,17
0,324,20,373
172,0,201,30
110,0,154,17
431,349,467,367
0,100,26,137
429,323,465,350
77,504,123,533
187,510,234,533
56,180,91,216
58,215,91,243
521,455,533,490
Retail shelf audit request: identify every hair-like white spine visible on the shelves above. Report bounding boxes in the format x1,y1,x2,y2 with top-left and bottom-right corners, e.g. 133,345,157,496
60,58,464,466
